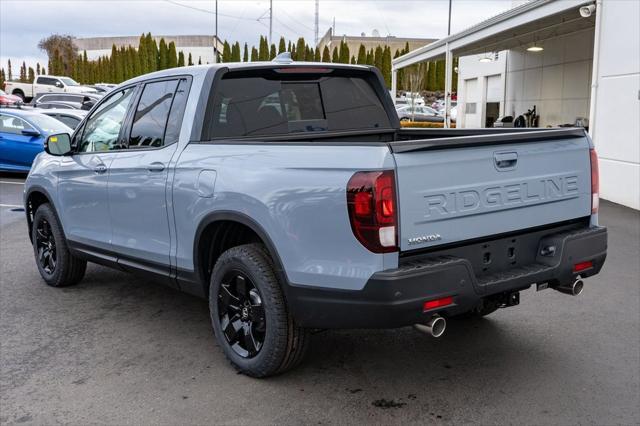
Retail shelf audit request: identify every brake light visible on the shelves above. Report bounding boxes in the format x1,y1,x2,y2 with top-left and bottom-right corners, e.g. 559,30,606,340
590,149,599,214
423,296,454,311
274,67,332,74
347,170,398,253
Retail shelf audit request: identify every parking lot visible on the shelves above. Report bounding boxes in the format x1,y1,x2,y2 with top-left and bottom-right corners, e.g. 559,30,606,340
0,175,638,425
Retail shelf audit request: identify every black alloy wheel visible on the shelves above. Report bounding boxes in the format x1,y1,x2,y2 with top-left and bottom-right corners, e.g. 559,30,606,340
35,218,56,274
217,270,266,358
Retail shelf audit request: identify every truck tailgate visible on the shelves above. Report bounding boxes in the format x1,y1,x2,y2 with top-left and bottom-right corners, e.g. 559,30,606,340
392,132,592,252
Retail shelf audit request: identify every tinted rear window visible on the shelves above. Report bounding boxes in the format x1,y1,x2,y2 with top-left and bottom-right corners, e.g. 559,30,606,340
205,70,391,139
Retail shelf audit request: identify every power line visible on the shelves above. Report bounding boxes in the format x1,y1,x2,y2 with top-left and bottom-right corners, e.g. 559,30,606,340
163,0,254,21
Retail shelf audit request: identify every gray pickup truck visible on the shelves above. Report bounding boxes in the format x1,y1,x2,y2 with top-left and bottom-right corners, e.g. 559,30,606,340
24,57,607,377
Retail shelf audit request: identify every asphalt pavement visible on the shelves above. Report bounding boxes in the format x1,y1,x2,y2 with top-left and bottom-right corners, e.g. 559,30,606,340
1,175,638,425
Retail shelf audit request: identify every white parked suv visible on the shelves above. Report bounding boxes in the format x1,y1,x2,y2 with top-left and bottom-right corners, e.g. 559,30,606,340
4,75,97,102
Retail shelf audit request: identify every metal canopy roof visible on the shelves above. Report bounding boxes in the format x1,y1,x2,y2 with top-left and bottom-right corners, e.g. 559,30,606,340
393,0,595,69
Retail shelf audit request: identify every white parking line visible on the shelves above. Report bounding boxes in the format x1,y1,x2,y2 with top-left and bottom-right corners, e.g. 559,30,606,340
0,181,25,185
0,204,23,208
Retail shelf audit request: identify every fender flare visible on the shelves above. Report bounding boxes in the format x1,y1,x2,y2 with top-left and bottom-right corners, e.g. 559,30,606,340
24,185,59,241
192,210,290,288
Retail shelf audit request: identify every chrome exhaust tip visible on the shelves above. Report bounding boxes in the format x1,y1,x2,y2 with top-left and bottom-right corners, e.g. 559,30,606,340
414,315,447,338
555,277,584,296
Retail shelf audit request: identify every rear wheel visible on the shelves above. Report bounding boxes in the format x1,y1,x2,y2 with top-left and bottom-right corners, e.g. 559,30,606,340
209,243,309,377
32,203,86,287
12,90,25,102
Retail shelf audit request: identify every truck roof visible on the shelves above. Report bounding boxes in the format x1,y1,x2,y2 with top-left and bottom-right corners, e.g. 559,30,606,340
120,61,374,87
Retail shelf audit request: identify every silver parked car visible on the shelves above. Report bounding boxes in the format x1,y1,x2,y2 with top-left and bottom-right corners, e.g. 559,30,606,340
396,105,443,122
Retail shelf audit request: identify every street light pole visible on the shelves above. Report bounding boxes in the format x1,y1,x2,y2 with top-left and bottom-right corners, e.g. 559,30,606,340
447,0,452,36
213,0,218,63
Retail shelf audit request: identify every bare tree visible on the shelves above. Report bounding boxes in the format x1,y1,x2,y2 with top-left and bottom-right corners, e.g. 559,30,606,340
405,62,426,121
38,34,78,75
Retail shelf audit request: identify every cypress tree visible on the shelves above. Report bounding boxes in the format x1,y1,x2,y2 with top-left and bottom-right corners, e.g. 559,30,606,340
366,49,373,65
19,61,27,82
178,51,185,67
435,60,445,90
36,63,41,75
28,67,35,83
278,37,286,54
0,69,5,87
287,41,292,52
290,45,296,60
351,56,356,64
270,44,276,60
331,47,339,63
188,52,193,66
258,36,269,61
7,60,12,81
148,34,158,71
374,46,383,71
198,56,202,65
251,46,258,61
321,46,330,62
339,41,350,63
222,41,231,62
382,46,392,88
357,44,366,64
306,47,314,61
158,38,168,70
314,47,320,62
243,43,249,62
168,41,178,68
296,38,306,60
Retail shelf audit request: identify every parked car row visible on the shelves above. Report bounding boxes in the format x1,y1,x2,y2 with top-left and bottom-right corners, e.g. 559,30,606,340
0,87,99,172
3,75,98,102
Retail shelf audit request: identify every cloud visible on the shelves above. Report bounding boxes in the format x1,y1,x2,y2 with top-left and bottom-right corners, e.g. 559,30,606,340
0,0,513,69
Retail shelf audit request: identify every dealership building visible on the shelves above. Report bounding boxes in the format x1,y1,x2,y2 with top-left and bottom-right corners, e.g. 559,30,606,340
73,35,223,65
392,0,640,210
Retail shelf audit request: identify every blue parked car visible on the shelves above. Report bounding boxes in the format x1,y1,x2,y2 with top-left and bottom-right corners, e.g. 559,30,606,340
0,109,72,172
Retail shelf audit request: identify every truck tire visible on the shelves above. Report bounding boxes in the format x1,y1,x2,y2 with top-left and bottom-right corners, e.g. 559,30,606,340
32,203,87,287
12,90,25,101
209,243,309,377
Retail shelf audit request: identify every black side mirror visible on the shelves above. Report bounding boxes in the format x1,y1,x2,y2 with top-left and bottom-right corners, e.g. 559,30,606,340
21,129,41,137
44,133,72,156
55,81,63,88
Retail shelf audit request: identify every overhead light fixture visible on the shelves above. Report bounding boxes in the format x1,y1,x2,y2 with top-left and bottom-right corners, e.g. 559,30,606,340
478,53,493,62
527,43,544,52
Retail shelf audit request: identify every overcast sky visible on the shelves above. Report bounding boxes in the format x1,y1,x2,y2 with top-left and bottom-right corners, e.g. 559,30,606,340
0,0,515,70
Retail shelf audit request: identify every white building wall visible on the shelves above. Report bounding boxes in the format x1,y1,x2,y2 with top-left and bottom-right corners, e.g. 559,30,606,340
505,28,594,128
592,0,640,210
457,52,507,128
84,47,217,64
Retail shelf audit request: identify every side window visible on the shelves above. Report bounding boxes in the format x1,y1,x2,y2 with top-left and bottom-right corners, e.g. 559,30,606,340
163,78,191,146
37,77,57,86
57,115,81,129
0,115,32,135
79,88,135,153
129,79,178,148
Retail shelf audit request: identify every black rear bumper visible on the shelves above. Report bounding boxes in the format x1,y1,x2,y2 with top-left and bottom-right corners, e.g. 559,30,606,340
286,224,607,329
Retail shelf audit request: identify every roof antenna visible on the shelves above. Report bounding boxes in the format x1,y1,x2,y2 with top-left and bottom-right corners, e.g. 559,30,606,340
273,52,293,64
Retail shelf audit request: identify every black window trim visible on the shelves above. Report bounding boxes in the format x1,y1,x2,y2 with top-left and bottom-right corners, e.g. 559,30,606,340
73,83,141,155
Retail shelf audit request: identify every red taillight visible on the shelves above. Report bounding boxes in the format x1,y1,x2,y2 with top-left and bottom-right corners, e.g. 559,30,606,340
590,149,599,214
573,261,593,273
347,170,398,253
423,296,454,311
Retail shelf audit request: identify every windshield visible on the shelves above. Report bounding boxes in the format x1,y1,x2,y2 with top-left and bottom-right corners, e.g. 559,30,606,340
27,113,73,133
59,77,80,86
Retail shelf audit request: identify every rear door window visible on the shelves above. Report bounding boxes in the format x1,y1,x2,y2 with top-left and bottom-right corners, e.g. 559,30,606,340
128,79,179,148
206,70,391,139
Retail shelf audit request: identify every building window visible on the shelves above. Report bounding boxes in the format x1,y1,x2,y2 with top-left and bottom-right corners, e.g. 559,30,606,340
465,103,477,114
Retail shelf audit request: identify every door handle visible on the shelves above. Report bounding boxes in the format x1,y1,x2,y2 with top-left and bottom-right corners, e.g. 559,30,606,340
147,162,165,172
93,164,107,174
494,152,518,170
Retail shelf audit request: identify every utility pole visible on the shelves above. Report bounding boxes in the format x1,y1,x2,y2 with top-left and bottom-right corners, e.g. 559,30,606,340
269,0,273,45
213,0,218,63
447,0,452,36
314,0,319,46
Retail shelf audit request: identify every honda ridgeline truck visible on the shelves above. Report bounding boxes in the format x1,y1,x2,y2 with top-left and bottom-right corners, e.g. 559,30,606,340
24,57,607,377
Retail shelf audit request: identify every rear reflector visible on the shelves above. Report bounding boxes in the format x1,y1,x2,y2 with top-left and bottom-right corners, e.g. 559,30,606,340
573,261,593,273
590,149,599,214
423,296,454,311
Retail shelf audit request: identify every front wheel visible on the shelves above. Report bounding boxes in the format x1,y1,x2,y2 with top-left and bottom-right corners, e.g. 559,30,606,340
209,244,309,377
32,203,86,287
